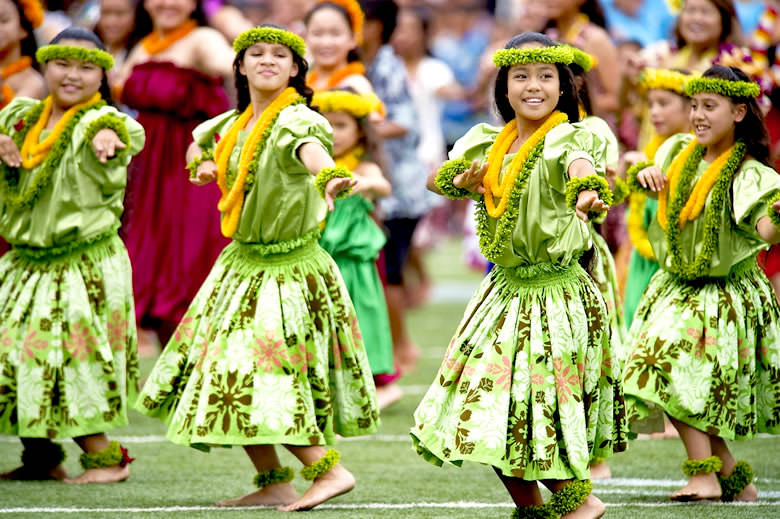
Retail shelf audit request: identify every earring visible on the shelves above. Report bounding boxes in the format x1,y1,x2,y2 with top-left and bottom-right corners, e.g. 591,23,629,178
560,91,564,95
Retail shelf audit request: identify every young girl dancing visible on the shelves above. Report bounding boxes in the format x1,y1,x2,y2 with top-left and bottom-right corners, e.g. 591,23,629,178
0,27,145,483
135,26,379,511
624,65,780,502
412,32,627,519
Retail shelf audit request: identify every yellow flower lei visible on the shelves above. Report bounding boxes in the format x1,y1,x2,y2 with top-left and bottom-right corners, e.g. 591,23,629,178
483,111,568,218
334,145,364,171
20,92,102,169
215,87,303,237
657,138,696,229
627,134,667,259
312,90,375,118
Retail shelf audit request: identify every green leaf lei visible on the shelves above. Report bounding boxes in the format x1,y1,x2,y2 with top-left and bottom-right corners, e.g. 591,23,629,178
36,45,114,70
565,175,613,220
434,157,479,200
0,99,106,211
664,141,746,281
681,455,723,477
83,113,129,162
625,160,654,194
612,177,630,205
233,27,306,58
511,503,558,519
550,480,593,516
685,77,761,99
315,166,353,199
767,191,780,227
492,46,574,68
79,440,124,469
300,449,339,481
718,460,754,502
186,150,214,179
253,466,294,488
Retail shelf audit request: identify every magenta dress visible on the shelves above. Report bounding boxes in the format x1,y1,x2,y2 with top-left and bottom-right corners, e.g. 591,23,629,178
121,61,230,339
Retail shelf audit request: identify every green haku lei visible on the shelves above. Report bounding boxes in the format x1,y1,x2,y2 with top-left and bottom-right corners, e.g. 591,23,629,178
681,455,723,476
665,142,746,281
569,46,594,72
718,460,754,502
612,177,630,205
186,150,215,179
315,166,353,199
253,466,294,488
301,449,339,481
565,174,613,220
685,77,761,99
0,98,106,211
434,157,478,200
79,441,123,469
626,160,655,194
233,27,306,58
492,46,574,68
83,113,130,162
550,480,593,516
36,45,114,70
511,504,558,519
767,191,780,227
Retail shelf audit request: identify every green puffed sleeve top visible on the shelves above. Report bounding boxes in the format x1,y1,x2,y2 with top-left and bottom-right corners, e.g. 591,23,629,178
192,104,333,245
451,121,606,268
0,97,145,248
648,132,780,277
576,115,619,170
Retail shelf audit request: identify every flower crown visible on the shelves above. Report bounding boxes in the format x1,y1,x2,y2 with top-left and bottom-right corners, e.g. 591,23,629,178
639,68,692,95
17,0,44,29
36,45,114,70
233,27,306,58
319,0,364,45
492,45,574,68
568,46,596,72
312,90,378,118
685,76,761,98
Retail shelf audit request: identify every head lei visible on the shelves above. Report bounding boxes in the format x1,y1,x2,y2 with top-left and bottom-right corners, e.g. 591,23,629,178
313,90,377,118
685,76,761,98
568,46,596,72
233,27,307,59
639,68,692,95
492,45,574,68
17,0,44,29
318,0,364,45
36,44,114,70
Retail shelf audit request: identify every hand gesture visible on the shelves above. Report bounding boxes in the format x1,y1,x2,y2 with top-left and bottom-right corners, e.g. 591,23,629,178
92,128,126,164
0,135,21,168
191,160,217,185
453,160,488,194
576,190,609,222
636,164,667,192
325,176,357,211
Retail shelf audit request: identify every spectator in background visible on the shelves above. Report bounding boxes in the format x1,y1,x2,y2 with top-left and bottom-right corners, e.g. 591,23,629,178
599,0,675,48
96,0,149,83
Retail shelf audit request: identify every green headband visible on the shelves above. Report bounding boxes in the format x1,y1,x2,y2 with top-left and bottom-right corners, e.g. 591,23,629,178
233,27,307,59
492,46,574,68
569,46,595,72
36,45,114,70
685,76,761,99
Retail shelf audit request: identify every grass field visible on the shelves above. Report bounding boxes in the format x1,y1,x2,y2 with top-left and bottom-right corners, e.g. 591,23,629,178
1,239,779,518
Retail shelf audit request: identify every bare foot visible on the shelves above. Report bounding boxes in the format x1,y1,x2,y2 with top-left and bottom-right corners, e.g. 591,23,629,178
376,383,403,410
0,463,67,481
217,482,299,507
396,341,421,374
734,482,758,502
589,461,611,480
64,464,129,484
277,464,355,511
669,474,722,501
561,494,606,519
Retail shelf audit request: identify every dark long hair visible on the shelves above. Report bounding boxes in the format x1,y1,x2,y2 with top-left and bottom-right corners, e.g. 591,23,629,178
97,0,151,55
568,62,592,117
674,0,740,48
304,2,363,64
49,27,114,104
361,0,399,44
493,32,580,124
234,25,314,112
11,0,40,71
700,65,770,165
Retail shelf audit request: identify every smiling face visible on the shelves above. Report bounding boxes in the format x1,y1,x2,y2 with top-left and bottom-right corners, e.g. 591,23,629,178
44,39,105,109
239,42,298,94
648,89,690,137
679,0,723,48
690,92,745,149
505,50,561,123
143,0,195,33
0,0,27,54
305,6,356,69
98,0,136,47
323,111,361,156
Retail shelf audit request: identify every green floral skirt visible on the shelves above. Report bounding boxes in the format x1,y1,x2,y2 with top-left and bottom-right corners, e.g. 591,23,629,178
590,229,627,364
136,237,380,448
0,234,138,438
411,262,628,481
622,259,780,439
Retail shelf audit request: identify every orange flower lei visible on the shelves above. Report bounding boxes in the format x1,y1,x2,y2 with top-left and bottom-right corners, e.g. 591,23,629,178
0,85,14,109
141,20,198,55
319,0,364,44
18,0,44,28
483,111,568,218
1,56,32,79
215,87,303,237
20,92,102,169
307,61,366,90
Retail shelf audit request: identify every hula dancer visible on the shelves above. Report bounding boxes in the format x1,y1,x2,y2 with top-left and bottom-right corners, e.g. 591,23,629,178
0,0,46,108
413,32,628,519
135,26,379,511
625,65,780,502
0,27,145,483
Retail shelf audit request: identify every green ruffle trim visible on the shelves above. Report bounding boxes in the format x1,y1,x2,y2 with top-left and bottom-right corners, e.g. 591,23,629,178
434,158,478,200
301,449,339,481
12,228,116,261
685,77,761,99
253,466,294,488
238,229,320,257
79,441,123,470
550,480,593,516
233,27,306,58
569,46,595,72
84,113,129,162
718,461,754,502
36,45,114,70
767,191,780,227
0,99,106,211
315,166,353,199
626,161,655,194
493,46,574,68
565,175,613,219
681,455,723,477
21,442,66,470
186,150,215,179
612,177,630,205
510,504,558,519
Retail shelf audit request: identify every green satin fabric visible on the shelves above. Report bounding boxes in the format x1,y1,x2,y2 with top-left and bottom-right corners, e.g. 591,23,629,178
648,133,780,278
192,104,333,244
577,115,620,169
451,121,606,267
0,98,145,248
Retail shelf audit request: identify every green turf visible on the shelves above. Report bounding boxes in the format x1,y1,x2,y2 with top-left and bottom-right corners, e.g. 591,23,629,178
1,238,779,518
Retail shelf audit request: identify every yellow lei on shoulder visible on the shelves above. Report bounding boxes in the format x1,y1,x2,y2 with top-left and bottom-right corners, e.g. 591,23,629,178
334,145,364,172
627,134,665,259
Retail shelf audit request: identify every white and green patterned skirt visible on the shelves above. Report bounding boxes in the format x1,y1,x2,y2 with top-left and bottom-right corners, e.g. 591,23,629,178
590,229,627,364
411,262,628,481
136,236,380,448
0,233,138,438
622,259,780,439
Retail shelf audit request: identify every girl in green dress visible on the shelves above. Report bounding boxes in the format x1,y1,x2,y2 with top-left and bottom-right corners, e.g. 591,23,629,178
414,32,628,519
626,65,780,502
0,27,145,484
135,26,379,511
